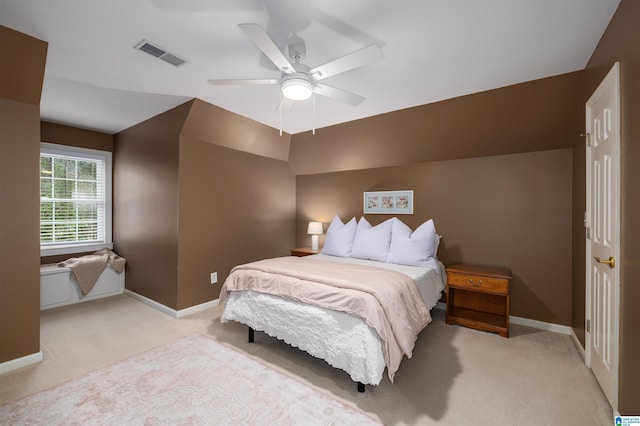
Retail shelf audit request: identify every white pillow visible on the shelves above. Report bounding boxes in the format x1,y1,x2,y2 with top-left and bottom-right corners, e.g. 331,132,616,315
351,217,394,262
387,218,438,267
321,215,357,257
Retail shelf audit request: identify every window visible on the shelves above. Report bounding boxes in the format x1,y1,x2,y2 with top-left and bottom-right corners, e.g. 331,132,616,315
40,143,112,256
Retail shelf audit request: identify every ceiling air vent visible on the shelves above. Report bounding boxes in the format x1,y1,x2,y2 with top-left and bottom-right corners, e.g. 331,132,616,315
134,39,187,67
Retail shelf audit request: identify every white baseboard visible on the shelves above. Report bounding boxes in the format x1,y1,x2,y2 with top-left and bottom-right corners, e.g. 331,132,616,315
435,302,572,335
0,351,43,375
509,315,571,335
176,298,220,318
124,290,218,318
570,327,586,360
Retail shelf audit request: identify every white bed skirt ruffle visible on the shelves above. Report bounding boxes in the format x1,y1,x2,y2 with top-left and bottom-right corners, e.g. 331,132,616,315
221,290,386,385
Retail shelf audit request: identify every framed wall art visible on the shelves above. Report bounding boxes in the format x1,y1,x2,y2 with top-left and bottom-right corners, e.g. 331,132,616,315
363,190,413,214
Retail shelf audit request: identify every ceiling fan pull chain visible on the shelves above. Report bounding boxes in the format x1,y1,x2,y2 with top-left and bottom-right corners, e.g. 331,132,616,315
279,93,283,136
312,92,316,135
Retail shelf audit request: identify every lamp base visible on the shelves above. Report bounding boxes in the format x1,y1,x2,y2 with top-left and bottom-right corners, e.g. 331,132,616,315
311,235,319,251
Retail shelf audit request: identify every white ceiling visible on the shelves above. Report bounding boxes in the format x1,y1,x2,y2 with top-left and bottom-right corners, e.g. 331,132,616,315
1,0,620,135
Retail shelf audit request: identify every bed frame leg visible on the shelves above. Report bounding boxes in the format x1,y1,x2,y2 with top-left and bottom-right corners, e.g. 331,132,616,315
248,327,254,343
357,382,365,393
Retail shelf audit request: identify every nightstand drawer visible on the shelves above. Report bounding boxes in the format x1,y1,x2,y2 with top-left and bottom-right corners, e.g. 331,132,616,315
447,273,509,294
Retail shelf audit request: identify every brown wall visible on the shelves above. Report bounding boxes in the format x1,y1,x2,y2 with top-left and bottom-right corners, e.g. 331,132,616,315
291,72,582,326
41,121,113,152
177,140,295,309
0,26,47,363
290,71,582,175
0,26,46,105
114,99,295,310
40,121,114,264
297,149,573,325
176,100,295,309
575,0,640,414
180,99,291,161
113,102,191,309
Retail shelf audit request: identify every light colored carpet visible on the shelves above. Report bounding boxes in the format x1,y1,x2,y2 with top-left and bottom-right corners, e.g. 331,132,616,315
0,333,379,425
0,294,613,425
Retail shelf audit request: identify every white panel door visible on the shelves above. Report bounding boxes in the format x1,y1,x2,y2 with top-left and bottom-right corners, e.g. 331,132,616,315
585,62,620,412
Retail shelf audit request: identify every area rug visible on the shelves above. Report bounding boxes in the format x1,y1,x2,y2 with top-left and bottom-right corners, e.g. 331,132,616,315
0,333,380,425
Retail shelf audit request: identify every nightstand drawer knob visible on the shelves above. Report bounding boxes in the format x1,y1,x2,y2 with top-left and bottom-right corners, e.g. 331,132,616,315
468,278,483,286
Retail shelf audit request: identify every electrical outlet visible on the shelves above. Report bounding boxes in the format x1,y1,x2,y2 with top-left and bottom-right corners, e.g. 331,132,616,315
210,272,217,284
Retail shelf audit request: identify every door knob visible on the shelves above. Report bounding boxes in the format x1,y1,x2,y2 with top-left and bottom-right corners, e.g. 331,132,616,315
594,256,615,268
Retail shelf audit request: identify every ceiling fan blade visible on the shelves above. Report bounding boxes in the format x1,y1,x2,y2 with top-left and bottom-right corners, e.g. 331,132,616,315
208,79,279,85
310,44,383,81
239,23,296,74
313,84,365,106
276,97,294,113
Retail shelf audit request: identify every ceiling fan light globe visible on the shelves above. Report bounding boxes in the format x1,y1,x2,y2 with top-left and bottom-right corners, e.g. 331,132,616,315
282,78,313,100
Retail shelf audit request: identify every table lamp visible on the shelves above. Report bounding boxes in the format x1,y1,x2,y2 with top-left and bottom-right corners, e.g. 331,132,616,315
307,221,323,251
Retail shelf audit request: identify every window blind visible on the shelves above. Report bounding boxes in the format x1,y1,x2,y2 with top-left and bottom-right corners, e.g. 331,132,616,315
40,150,107,246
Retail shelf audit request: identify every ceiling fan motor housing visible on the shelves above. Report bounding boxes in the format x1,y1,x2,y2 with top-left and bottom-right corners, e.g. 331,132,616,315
287,35,306,61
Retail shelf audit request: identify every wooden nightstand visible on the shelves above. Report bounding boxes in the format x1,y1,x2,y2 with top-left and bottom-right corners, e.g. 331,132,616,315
290,247,319,257
445,263,511,337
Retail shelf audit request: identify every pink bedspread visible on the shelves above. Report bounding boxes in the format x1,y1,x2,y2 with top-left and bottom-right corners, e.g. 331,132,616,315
220,256,431,382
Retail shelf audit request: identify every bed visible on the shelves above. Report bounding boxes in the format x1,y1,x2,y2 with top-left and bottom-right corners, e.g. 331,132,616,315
220,216,445,392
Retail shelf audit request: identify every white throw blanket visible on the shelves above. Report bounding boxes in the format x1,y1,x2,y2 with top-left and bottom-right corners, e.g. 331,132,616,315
220,256,431,382
58,249,126,295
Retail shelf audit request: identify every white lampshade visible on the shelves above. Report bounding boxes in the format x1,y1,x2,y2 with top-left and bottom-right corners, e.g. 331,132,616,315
307,221,323,235
282,78,313,101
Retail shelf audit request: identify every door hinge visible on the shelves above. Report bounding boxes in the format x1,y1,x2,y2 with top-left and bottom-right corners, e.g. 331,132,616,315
586,319,591,333
586,227,591,240
581,132,593,147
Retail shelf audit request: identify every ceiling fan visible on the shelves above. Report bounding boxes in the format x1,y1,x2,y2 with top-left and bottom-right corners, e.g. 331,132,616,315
208,23,384,112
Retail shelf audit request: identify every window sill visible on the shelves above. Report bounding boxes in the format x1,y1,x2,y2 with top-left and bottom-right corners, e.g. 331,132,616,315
41,242,114,257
